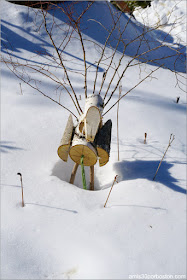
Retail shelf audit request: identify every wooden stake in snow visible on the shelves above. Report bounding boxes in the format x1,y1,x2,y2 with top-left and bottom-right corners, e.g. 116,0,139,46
17,172,24,207
19,83,23,95
104,175,118,208
117,83,122,161
69,163,79,184
57,114,74,162
153,134,175,181
144,132,147,144
90,165,94,191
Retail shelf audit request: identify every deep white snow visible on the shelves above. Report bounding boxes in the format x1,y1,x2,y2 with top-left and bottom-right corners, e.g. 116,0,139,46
1,0,186,279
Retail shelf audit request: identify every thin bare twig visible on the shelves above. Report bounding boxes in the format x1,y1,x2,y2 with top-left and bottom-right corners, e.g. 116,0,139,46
3,59,78,120
75,22,88,98
103,65,162,116
92,9,123,95
104,175,118,208
153,134,175,181
41,8,83,114
117,82,122,161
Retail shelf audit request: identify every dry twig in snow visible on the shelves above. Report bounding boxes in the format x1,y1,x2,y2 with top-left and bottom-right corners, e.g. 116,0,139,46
153,134,175,181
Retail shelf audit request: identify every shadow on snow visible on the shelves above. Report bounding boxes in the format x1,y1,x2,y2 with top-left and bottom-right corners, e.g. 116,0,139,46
1,19,104,72
0,141,24,153
2,1,186,73
49,1,186,73
114,159,186,194
52,158,186,194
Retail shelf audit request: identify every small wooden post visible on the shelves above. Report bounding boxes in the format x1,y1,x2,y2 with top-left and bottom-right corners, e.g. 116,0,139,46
144,132,147,144
17,172,24,207
153,134,175,181
117,83,122,161
69,163,79,184
90,165,94,191
104,175,118,208
19,83,23,95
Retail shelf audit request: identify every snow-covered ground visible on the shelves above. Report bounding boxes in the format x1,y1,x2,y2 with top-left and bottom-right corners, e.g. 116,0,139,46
134,0,186,45
1,0,186,279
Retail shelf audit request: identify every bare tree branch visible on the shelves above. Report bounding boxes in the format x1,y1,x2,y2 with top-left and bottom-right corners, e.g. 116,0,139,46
41,7,83,114
103,65,162,116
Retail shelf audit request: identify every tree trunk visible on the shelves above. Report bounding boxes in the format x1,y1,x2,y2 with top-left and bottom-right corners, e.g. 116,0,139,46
84,94,104,142
57,114,74,162
69,134,97,166
94,119,112,166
